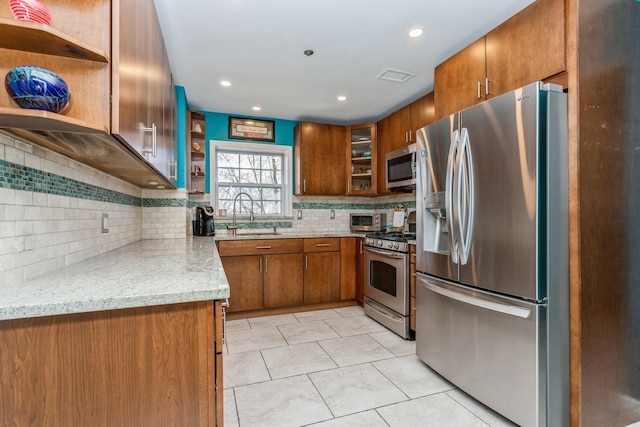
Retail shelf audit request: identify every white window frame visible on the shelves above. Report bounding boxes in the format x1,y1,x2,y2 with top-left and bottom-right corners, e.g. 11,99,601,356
209,140,292,217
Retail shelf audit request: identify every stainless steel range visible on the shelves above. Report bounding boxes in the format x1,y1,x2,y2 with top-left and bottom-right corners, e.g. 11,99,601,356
363,231,413,339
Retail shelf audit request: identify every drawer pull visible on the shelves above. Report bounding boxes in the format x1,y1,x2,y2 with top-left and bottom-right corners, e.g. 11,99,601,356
256,245,272,249
316,243,331,247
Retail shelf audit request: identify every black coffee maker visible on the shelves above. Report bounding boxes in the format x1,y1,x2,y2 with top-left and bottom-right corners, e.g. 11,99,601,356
193,205,215,236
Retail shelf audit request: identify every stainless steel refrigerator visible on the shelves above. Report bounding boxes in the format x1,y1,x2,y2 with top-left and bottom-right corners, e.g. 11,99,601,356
415,81,569,427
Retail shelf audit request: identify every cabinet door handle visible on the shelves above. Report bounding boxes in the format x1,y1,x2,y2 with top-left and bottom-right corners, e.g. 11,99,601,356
259,257,262,272
305,255,308,271
359,240,364,255
477,81,482,99
141,123,157,157
303,179,307,193
485,77,492,97
315,243,331,247
264,257,268,273
256,246,272,249
169,161,177,180
409,130,413,142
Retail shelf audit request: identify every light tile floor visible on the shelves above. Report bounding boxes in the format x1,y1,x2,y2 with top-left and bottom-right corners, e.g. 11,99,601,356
223,306,517,427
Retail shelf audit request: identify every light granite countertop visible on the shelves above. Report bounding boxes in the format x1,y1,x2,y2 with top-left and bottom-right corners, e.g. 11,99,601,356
0,237,229,321
214,231,366,241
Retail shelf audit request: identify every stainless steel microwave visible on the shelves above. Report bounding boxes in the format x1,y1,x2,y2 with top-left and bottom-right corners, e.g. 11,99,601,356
350,213,387,232
385,143,417,190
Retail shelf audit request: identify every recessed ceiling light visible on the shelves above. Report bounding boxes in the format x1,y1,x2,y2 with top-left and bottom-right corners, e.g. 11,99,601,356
337,95,347,102
148,180,158,185
252,106,261,111
220,80,231,87
408,27,424,38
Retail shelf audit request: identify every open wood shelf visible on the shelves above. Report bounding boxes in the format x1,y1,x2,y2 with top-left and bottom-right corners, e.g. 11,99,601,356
0,18,108,62
0,107,107,133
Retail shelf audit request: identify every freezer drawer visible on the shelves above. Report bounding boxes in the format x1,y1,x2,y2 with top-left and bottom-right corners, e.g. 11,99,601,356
416,273,546,427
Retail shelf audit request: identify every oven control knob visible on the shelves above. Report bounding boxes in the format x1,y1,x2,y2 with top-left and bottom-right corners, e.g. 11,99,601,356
393,242,399,249
387,242,393,249
377,241,383,247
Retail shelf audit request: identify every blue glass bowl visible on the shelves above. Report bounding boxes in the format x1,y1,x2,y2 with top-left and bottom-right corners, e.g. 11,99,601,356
5,66,71,114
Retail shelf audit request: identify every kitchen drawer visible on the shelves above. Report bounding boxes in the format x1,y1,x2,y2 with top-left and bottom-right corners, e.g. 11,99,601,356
303,238,340,252
217,239,303,256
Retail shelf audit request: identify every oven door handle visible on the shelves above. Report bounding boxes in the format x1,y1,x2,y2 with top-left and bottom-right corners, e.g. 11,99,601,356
365,247,406,259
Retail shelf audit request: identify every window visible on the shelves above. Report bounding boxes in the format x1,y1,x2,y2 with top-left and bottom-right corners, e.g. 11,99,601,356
211,141,291,217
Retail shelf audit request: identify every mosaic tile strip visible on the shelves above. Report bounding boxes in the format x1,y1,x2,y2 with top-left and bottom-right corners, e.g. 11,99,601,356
142,198,188,208
0,159,189,208
0,159,141,206
214,221,293,230
375,200,416,209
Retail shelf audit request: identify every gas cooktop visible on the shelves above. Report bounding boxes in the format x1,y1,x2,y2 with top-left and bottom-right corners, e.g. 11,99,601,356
364,231,415,253
365,231,416,242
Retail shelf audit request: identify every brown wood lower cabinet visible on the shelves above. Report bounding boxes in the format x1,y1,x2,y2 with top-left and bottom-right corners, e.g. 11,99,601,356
304,251,340,304
221,254,264,311
355,237,365,304
264,253,304,308
303,238,341,304
218,237,355,314
0,300,223,427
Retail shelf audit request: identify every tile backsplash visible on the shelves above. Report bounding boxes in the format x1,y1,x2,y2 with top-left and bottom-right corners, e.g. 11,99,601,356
0,132,187,286
1,130,416,286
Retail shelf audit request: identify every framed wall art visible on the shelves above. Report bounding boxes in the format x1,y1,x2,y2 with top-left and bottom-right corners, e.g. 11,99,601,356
228,116,275,142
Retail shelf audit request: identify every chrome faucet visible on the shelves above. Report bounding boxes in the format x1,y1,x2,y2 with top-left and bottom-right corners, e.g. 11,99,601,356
227,192,255,235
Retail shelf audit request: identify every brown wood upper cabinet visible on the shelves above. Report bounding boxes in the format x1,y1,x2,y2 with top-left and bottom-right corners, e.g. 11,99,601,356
0,0,176,188
376,93,434,194
112,0,177,184
434,0,565,119
295,122,346,195
346,122,377,195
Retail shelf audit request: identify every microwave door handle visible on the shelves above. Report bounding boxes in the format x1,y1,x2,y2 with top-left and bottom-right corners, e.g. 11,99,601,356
446,129,460,264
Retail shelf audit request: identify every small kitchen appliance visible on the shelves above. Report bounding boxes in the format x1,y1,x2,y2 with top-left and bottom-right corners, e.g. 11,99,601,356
193,205,215,236
385,143,417,190
350,213,386,232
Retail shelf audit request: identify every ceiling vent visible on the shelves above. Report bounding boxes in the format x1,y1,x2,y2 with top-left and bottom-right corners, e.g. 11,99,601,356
376,68,416,83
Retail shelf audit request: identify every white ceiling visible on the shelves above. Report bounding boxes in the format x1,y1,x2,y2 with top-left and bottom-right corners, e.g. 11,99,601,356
152,0,535,126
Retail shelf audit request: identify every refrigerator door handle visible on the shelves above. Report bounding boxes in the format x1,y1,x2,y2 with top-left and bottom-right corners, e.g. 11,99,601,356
418,276,532,319
457,127,475,265
446,129,460,264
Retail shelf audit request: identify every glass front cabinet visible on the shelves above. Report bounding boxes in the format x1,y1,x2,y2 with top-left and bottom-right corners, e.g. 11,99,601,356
346,123,377,195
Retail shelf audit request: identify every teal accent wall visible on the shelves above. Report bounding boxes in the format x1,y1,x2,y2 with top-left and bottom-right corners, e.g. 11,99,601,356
203,112,297,147
175,86,188,189
202,111,298,194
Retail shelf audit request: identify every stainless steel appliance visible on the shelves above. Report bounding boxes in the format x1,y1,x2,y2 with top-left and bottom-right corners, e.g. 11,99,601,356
363,231,412,339
350,213,386,232
193,205,215,236
415,82,569,427
385,143,416,190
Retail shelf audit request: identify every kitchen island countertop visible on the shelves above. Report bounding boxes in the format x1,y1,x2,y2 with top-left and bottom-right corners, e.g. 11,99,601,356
0,237,229,321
